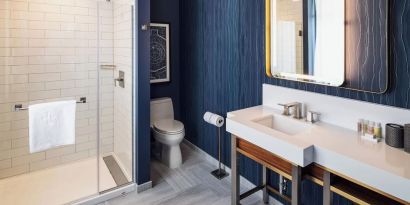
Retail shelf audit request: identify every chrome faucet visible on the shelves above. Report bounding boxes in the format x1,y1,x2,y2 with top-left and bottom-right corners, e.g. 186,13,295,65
278,102,303,119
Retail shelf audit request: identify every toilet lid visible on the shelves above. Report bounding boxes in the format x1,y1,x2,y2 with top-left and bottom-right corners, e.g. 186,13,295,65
154,119,184,134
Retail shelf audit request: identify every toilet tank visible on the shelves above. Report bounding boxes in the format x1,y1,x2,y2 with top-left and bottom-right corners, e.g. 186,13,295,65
150,98,174,125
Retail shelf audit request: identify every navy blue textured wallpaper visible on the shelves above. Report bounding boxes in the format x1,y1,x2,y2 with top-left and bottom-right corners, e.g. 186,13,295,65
150,0,181,120
180,0,409,204
137,0,151,185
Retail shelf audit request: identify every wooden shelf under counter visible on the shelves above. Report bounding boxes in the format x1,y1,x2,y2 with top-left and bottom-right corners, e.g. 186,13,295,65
331,176,406,205
235,137,409,205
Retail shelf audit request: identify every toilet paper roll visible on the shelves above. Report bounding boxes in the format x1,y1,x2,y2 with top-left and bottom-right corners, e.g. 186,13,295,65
203,112,224,128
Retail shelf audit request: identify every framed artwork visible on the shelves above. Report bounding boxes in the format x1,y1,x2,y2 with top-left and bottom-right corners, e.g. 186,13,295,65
150,23,170,83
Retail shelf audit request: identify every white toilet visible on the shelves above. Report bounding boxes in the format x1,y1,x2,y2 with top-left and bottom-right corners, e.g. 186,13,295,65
150,98,185,169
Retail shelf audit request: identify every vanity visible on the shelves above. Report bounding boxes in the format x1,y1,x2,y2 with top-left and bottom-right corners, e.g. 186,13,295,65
232,0,410,204
227,85,410,205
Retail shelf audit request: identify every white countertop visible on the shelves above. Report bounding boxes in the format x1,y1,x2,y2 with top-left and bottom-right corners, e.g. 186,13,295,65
226,105,410,202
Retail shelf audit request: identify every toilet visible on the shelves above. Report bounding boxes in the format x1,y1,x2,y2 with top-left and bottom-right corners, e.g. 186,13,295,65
150,98,185,169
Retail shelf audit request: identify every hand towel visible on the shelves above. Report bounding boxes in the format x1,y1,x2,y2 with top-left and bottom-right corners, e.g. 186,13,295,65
29,100,76,153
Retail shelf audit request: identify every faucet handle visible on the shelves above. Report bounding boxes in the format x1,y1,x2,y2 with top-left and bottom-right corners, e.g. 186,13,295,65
307,111,320,123
278,103,291,116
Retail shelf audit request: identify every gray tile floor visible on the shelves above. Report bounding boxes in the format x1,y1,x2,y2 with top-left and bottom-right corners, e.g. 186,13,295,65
102,143,282,205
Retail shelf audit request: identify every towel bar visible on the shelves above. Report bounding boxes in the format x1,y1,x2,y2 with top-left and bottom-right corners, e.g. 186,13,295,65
13,97,87,112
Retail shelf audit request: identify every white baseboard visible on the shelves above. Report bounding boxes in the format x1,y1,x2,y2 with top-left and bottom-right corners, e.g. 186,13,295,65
182,139,283,205
136,181,153,193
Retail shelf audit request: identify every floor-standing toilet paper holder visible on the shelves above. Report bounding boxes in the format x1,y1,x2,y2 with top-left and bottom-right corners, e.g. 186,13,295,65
210,126,229,180
203,112,229,180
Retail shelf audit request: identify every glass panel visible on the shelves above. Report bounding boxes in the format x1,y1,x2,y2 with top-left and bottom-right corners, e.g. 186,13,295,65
0,0,100,204
0,0,135,203
98,0,134,192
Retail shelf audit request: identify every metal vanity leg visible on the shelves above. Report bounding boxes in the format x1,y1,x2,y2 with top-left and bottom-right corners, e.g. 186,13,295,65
262,166,269,204
323,171,333,205
231,135,240,205
291,165,301,205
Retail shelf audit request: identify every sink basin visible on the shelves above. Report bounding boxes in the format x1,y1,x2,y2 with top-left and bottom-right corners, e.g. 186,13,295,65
252,114,311,136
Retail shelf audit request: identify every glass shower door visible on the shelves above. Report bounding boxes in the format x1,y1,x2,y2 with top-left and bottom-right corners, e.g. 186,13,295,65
0,0,101,204
0,0,135,203
97,0,134,193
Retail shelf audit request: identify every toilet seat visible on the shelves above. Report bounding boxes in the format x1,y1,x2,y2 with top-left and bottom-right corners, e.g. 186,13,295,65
153,119,184,135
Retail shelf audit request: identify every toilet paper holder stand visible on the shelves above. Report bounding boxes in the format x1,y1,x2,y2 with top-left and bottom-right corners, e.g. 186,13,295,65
203,112,228,179
211,126,229,180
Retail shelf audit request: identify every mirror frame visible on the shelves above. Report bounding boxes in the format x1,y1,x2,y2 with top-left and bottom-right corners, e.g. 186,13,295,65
265,0,390,93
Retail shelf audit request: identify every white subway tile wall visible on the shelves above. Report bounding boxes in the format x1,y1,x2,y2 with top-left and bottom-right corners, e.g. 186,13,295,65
0,0,120,179
113,0,133,180
98,1,115,157
277,0,303,72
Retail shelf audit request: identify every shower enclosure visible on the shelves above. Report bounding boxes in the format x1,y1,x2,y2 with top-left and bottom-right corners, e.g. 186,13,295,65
0,0,136,204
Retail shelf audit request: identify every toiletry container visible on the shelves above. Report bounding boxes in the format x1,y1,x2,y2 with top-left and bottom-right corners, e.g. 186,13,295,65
405,124,410,153
363,120,369,135
368,121,375,135
357,119,363,133
385,124,404,148
374,123,382,139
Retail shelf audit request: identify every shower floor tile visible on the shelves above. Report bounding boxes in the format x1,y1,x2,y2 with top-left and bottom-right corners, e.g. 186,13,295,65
0,157,116,205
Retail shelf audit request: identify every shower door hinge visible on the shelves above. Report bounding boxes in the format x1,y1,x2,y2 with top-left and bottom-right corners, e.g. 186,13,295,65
141,24,149,31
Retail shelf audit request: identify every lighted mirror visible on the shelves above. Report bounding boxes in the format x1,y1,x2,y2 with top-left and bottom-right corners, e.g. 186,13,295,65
266,0,345,86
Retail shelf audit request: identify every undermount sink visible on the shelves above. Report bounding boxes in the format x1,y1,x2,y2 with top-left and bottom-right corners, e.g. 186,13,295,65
252,114,311,136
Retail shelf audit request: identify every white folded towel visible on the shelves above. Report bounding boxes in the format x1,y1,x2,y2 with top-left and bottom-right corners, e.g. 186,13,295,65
29,100,76,153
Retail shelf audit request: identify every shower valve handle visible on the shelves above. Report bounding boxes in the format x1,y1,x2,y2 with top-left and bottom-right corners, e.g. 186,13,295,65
114,77,124,86
114,70,125,88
